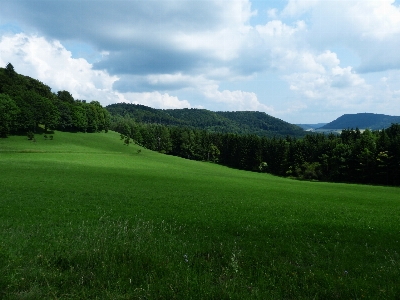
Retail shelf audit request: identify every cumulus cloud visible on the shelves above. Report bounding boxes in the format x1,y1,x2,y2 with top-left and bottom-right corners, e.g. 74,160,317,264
201,84,274,112
2,0,400,122
297,0,400,73
121,92,192,109
113,72,215,94
281,0,319,17
0,33,120,104
1,0,257,79
0,33,192,109
283,50,369,104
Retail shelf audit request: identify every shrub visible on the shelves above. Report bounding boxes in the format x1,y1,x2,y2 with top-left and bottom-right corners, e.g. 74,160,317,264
27,131,34,140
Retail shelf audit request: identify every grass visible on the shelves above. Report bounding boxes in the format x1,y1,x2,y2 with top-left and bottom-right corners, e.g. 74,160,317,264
0,131,399,299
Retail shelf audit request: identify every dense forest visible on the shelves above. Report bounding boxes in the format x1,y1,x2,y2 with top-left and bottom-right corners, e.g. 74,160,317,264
320,113,400,130
0,64,110,137
2,64,400,186
106,103,306,138
112,115,400,186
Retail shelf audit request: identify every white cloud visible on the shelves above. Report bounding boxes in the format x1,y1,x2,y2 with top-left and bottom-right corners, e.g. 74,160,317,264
0,33,193,110
376,70,400,106
301,0,400,72
0,33,120,104
347,0,400,40
145,73,209,88
201,84,273,112
171,1,256,62
281,0,319,17
121,92,191,109
2,0,400,122
283,50,369,108
256,20,305,39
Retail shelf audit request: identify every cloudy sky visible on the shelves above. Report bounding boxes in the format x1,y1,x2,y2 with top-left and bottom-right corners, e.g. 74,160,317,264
1,0,400,123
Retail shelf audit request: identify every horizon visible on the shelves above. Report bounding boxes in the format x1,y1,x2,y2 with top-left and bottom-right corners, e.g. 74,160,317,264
1,0,400,124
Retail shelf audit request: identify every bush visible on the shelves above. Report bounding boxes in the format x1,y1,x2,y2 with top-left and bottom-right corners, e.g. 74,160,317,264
259,162,268,173
27,131,34,140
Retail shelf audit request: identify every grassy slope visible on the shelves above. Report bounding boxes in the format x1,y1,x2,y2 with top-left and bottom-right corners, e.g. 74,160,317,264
0,131,399,299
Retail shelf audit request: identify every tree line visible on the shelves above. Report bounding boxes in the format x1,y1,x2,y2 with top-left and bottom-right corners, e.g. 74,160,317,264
112,115,400,186
0,63,110,137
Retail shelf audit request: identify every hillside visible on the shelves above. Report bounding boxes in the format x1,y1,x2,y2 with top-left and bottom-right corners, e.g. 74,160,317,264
1,131,399,298
106,103,306,138
319,113,400,130
0,65,110,136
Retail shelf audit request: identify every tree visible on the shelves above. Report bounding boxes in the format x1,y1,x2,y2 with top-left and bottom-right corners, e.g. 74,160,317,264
56,100,74,130
72,102,88,132
209,144,220,162
156,126,172,153
330,143,352,181
28,92,59,131
258,162,268,172
5,63,16,77
120,133,131,146
180,129,196,159
57,90,75,104
376,151,391,185
85,103,99,132
0,94,20,137
13,94,35,131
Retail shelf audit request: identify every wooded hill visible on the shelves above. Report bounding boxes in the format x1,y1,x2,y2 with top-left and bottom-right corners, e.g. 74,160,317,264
0,64,111,137
106,103,306,138
319,113,400,130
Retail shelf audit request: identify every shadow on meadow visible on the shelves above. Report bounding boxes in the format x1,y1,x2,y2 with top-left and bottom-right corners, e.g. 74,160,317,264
1,216,399,299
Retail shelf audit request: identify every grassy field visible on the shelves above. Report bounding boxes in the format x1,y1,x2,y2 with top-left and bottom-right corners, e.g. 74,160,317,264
0,131,399,299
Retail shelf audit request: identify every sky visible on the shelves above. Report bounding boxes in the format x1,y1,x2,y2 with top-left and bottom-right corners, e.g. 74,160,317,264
1,0,400,123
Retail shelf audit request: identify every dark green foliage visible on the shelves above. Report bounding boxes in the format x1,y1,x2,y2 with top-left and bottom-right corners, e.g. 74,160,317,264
55,99,74,130
5,63,16,77
57,90,75,104
112,117,400,186
258,161,268,172
0,66,110,134
0,94,20,137
106,103,306,138
216,111,305,137
26,131,34,140
120,133,131,146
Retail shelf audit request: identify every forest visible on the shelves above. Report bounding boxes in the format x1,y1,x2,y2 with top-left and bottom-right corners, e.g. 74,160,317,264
111,115,400,186
106,103,306,138
1,63,400,186
0,63,110,137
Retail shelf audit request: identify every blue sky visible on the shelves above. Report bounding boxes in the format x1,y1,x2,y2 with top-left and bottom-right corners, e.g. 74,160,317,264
1,0,400,123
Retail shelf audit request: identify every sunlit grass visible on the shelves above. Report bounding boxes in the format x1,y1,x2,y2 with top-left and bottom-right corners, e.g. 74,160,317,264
0,131,399,298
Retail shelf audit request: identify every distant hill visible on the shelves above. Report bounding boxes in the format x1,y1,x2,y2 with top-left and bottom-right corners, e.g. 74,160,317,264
296,123,327,130
319,113,400,130
106,103,306,138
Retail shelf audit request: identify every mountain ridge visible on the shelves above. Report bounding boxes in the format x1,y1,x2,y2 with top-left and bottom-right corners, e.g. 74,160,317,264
319,113,400,130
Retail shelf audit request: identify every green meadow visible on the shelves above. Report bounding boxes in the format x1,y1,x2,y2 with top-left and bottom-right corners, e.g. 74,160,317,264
0,131,399,299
